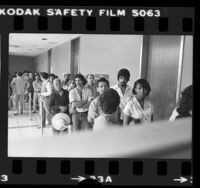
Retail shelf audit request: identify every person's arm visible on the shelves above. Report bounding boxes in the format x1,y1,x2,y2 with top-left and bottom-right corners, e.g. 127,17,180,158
119,101,125,110
69,89,86,108
51,104,60,112
87,100,98,123
81,88,93,108
81,101,91,108
59,106,68,113
11,78,15,89
123,114,131,126
73,89,94,108
123,102,132,126
24,81,28,94
72,100,88,108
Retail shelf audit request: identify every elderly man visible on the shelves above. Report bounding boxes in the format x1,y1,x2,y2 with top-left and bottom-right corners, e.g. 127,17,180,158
49,78,70,135
50,78,69,115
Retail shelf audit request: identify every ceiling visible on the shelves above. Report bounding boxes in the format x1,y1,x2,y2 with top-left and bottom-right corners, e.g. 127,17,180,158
9,34,81,57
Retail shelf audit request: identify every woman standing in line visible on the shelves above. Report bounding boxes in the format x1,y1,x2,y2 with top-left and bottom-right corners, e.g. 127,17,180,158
123,79,154,125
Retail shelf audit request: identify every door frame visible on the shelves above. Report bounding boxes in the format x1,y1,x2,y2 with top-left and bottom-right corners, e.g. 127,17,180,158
176,35,185,103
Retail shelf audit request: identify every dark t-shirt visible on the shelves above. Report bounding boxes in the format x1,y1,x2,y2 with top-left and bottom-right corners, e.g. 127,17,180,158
49,89,69,115
175,107,192,120
26,78,34,93
175,113,192,119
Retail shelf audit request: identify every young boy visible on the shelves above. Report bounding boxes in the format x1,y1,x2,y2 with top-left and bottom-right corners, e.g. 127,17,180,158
87,78,109,124
88,78,120,126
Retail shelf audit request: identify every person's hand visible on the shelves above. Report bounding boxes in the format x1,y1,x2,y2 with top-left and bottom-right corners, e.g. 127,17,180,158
70,107,76,114
59,106,67,112
92,112,98,118
88,97,94,103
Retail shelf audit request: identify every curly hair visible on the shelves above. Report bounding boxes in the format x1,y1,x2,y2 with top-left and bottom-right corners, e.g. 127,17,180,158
176,85,193,117
74,74,87,86
49,73,55,78
17,72,22,77
117,68,130,81
40,72,49,80
99,88,120,114
132,79,151,96
96,78,110,87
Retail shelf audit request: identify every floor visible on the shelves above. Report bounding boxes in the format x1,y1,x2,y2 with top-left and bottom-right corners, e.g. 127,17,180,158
8,109,53,141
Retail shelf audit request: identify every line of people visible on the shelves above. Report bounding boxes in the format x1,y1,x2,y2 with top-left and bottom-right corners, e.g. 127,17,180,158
8,68,193,136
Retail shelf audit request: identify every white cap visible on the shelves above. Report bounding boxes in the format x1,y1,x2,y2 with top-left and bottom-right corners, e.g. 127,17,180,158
52,113,71,131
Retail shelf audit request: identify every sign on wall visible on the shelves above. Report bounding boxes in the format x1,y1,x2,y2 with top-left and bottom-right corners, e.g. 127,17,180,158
94,74,109,81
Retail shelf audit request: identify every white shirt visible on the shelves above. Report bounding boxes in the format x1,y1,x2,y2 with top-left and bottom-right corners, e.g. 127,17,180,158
33,80,42,92
123,96,153,124
69,87,92,113
41,80,53,97
169,107,192,121
88,96,101,121
11,76,26,95
111,84,132,119
169,108,179,121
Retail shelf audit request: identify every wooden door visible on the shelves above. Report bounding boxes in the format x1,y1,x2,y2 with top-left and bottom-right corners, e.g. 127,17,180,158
142,35,184,121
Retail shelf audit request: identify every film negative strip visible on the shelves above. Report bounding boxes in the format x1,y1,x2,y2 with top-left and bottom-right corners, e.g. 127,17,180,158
0,3,197,186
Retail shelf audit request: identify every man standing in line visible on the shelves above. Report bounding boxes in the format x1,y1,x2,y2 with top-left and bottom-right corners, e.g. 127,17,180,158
22,72,29,103
111,68,132,124
69,74,93,131
32,73,42,113
40,72,53,127
85,74,98,98
11,72,26,115
87,77,120,125
26,72,34,110
49,78,70,135
49,78,69,116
